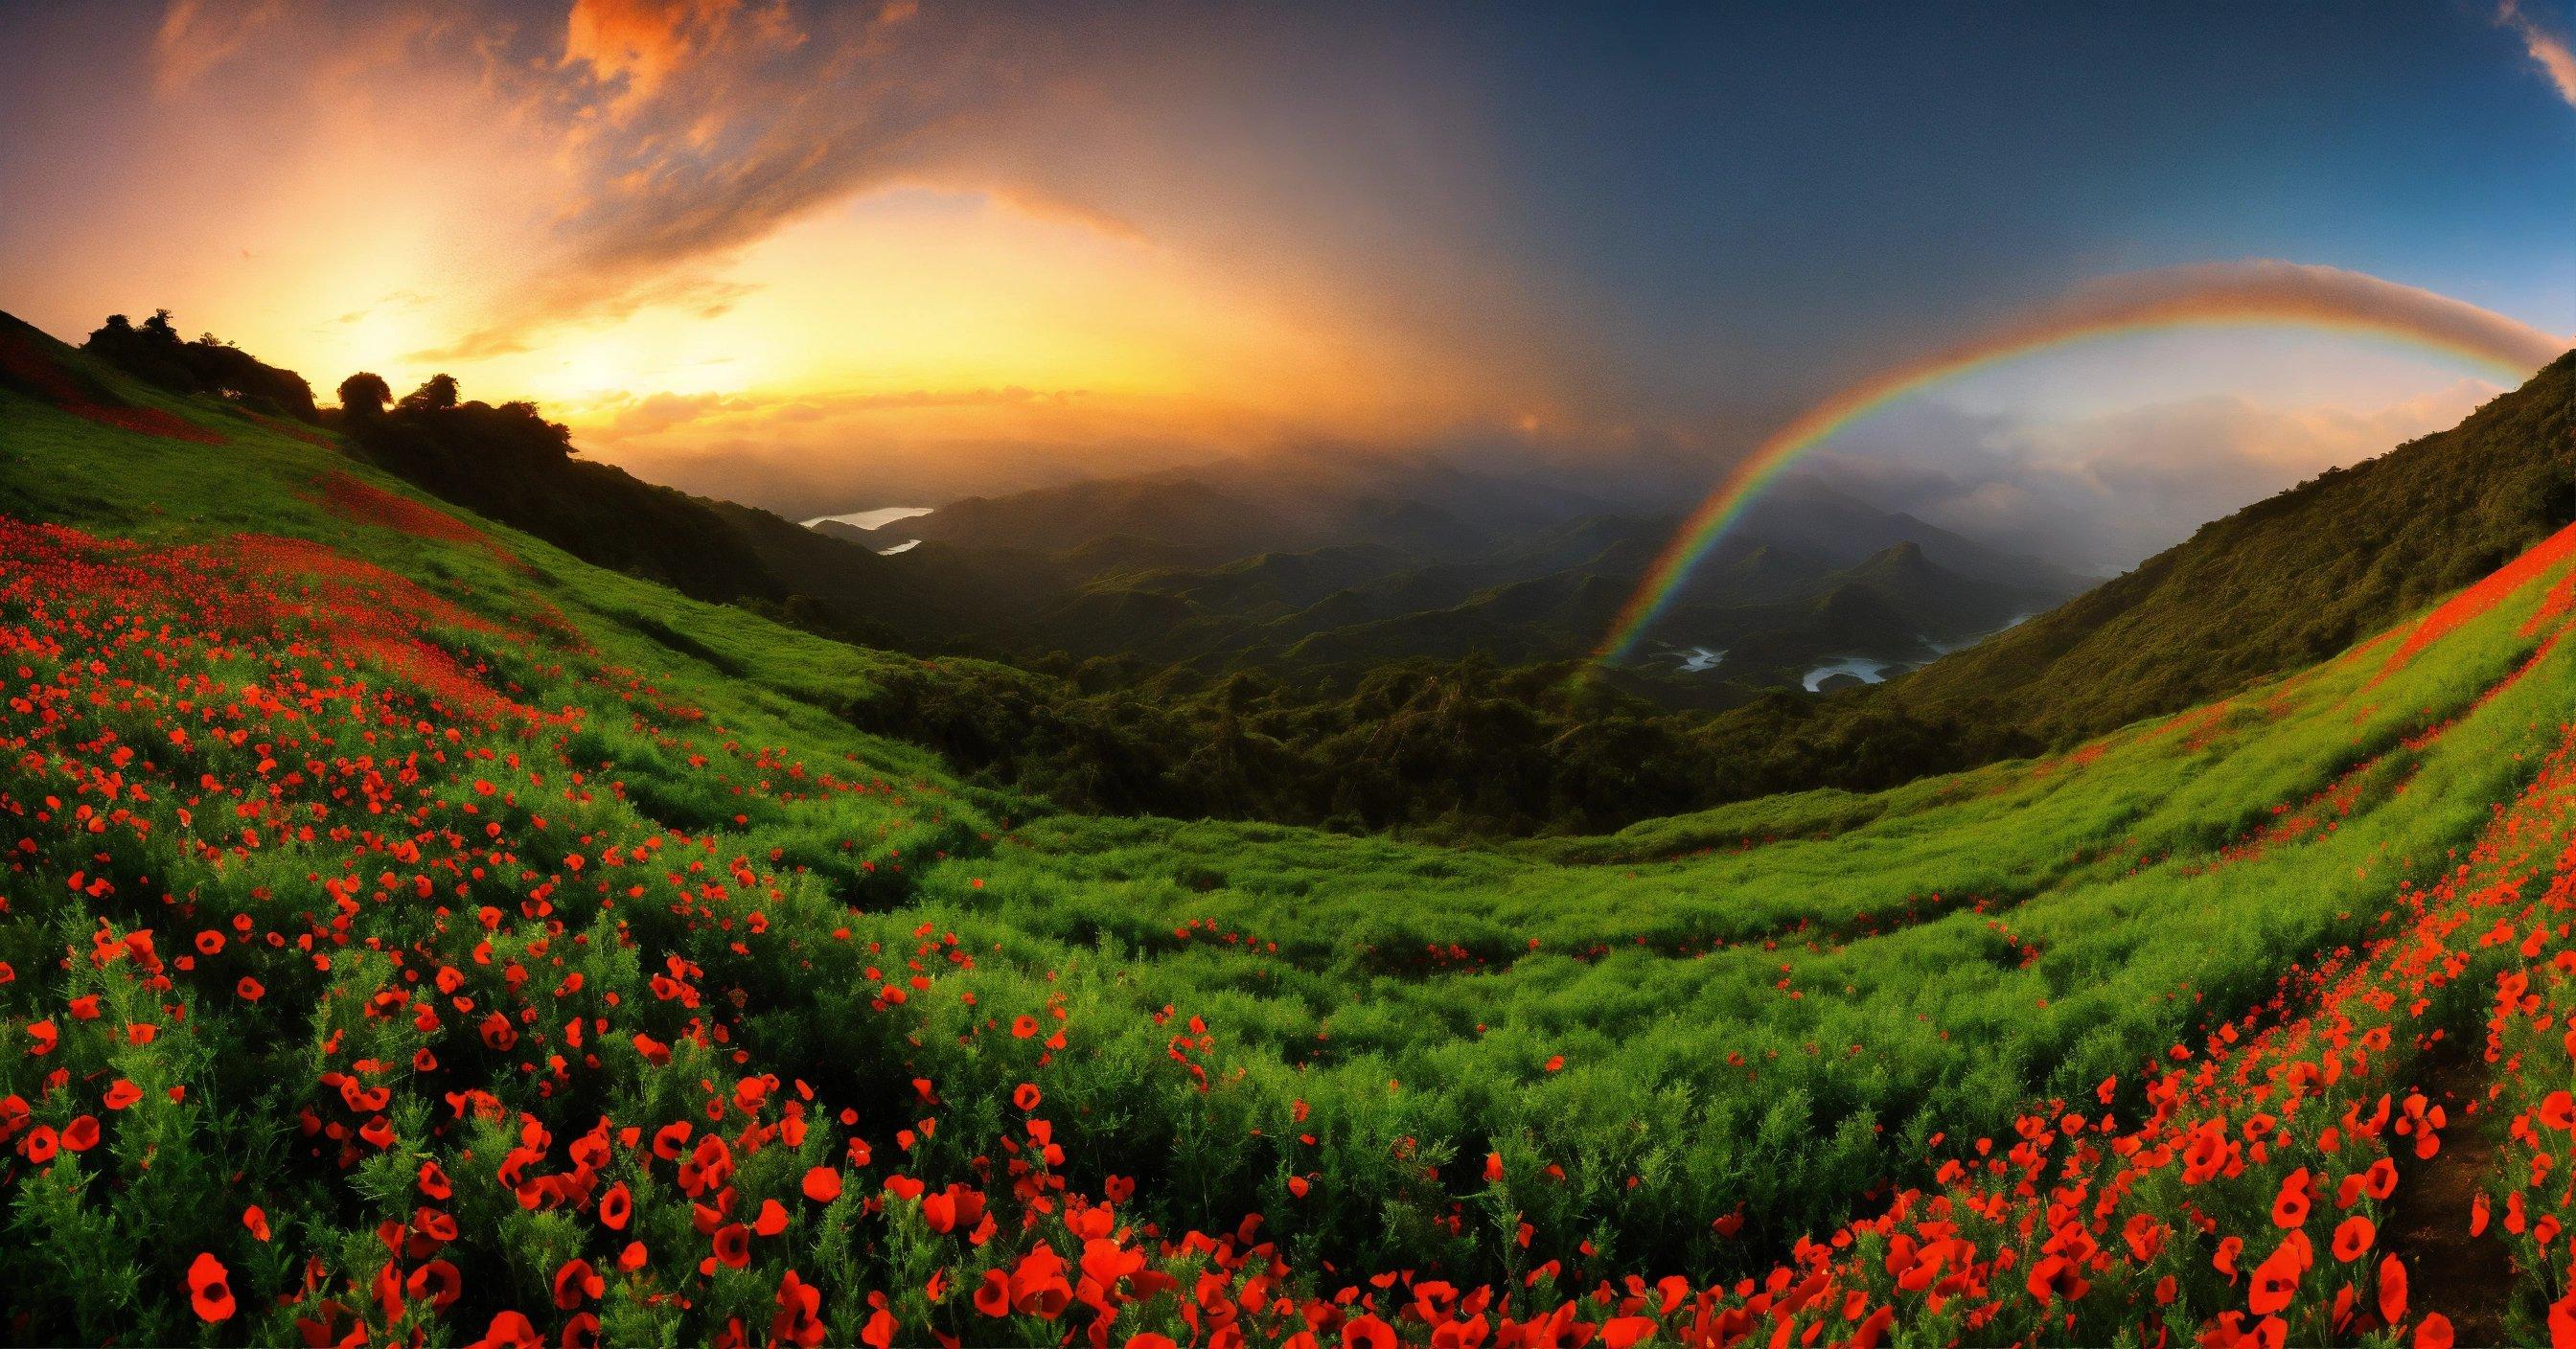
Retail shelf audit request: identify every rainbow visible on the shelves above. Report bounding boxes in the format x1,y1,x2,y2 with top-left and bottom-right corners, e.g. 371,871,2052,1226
1597,262,2570,663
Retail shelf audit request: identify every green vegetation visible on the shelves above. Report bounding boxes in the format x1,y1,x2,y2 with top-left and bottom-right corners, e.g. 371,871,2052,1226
3,311,2574,1344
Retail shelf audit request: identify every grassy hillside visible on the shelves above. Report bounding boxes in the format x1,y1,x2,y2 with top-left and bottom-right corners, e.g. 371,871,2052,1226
6,318,2576,1344
1898,350,2576,739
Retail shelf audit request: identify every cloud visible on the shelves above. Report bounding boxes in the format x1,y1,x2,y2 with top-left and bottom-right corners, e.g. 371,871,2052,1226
151,0,287,97
581,382,1088,442
560,0,770,108
2498,0,2576,110
448,0,1027,350
1805,380,2500,573
596,390,756,437
415,272,759,361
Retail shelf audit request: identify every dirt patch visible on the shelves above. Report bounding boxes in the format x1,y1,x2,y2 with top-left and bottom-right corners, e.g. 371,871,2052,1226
2383,1029,2518,1346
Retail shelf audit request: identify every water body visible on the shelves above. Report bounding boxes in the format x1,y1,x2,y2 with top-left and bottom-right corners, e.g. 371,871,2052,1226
1801,656,1894,692
1796,613,2042,692
801,506,934,532
878,539,922,555
1677,647,1727,672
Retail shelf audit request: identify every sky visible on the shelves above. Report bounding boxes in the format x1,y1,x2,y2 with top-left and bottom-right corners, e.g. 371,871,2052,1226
2,0,2571,565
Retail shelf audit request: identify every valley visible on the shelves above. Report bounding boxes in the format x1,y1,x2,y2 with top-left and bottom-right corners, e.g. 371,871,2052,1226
3,303,2575,1347
8,3,2574,1344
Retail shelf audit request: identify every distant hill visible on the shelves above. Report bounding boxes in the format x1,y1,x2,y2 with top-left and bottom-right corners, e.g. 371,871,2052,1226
802,462,2081,691
937,485,2079,685
908,472,1496,562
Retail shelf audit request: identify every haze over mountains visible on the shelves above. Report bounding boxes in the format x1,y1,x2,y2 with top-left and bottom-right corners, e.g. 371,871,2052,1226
856,468,2085,687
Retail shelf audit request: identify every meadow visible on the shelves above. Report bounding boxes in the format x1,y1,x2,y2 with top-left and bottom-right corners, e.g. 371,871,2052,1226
3,328,2573,1345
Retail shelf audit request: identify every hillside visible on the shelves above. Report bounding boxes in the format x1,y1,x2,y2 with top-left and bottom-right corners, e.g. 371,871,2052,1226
318,376,1049,651
1896,350,2576,738
11,305,2576,1345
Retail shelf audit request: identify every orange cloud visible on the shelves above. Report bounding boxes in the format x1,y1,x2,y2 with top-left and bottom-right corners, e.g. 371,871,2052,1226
2498,0,2576,109
586,383,1084,441
562,0,781,108
151,0,287,98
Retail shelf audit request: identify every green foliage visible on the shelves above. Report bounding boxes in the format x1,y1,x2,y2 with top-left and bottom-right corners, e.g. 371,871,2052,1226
0,313,2571,1343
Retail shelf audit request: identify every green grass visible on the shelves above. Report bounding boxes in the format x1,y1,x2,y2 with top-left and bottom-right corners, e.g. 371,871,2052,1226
4,339,2573,1338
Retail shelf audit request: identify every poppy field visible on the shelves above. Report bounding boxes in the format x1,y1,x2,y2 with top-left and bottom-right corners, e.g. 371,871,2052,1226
10,330,2576,1346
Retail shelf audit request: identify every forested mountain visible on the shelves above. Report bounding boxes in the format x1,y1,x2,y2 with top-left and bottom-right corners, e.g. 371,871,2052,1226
1896,353,2576,740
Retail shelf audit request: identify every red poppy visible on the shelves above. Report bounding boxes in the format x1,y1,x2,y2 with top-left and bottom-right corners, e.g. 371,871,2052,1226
2332,1215,2376,1262
2418,1314,2453,1349
1014,1083,1042,1111
104,1079,142,1111
713,1223,751,1269
471,1310,541,1349
2271,1172,2311,1228
599,1181,632,1229
187,1252,235,1322
974,1270,1012,1317
1012,1016,1040,1039
800,1167,841,1202
243,1205,271,1242
772,1269,826,1348
1343,1315,1397,1349
59,1115,100,1153
2247,1244,2302,1316
407,1259,463,1311
1598,1319,1658,1349
754,1199,789,1237
553,1258,602,1310
2380,1252,2409,1325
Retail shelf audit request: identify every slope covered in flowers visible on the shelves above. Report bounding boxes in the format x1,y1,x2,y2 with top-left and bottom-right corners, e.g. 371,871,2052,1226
5,327,2576,1346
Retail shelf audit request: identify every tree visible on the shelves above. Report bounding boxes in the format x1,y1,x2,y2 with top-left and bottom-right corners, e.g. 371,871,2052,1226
336,373,392,419
397,374,459,413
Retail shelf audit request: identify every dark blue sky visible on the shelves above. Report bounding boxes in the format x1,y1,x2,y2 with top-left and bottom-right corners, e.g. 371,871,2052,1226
1423,2,2573,417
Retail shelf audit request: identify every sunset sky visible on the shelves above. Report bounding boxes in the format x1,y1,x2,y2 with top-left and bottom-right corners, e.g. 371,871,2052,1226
3,1,2571,555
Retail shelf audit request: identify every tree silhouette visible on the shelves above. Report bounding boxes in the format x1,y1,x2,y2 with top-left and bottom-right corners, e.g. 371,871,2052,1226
336,373,392,418
397,374,459,413
81,309,317,420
